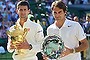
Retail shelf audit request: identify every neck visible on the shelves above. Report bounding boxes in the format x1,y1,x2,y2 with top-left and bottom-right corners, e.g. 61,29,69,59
19,18,27,27
55,18,65,28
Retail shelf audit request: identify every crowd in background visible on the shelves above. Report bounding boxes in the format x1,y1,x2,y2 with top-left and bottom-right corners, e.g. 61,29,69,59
63,0,90,5
0,0,90,52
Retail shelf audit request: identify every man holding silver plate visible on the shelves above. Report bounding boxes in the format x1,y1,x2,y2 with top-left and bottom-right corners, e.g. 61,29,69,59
43,0,89,60
42,35,64,59
7,1,44,60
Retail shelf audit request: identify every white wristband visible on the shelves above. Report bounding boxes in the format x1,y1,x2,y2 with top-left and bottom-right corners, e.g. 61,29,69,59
73,48,76,53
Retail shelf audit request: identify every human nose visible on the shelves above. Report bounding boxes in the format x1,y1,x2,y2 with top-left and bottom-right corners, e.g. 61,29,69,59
55,13,60,18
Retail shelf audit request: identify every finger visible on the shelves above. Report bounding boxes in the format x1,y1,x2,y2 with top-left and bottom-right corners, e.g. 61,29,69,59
16,45,21,49
10,44,16,49
42,55,48,60
42,54,47,57
43,56,48,60
64,46,71,50
60,54,65,58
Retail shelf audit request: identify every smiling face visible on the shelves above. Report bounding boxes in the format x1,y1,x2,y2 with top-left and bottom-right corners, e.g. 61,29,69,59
52,7,66,21
16,5,30,19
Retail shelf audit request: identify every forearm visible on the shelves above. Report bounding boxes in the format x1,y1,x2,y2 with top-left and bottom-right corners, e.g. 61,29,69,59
74,39,89,53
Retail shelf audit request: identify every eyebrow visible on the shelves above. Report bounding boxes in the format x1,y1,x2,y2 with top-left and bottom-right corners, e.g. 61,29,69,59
19,9,27,11
54,11,62,14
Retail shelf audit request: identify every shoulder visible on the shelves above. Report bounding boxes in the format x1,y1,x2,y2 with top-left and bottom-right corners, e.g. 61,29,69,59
66,20,80,27
67,19,78,24
9,25,15,31
47,24,56,32
47,24,55,29
28,20,42,27
28,20,43,30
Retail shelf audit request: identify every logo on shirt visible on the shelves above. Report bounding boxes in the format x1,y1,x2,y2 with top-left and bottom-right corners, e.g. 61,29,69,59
68,25,72,27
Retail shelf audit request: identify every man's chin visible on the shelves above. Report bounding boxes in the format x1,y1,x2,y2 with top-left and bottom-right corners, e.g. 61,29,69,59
56,19,60,20
20,17,27,18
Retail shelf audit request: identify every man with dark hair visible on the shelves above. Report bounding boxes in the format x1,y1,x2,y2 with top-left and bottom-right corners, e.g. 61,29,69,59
7,1,44,60
43,0,89,60
84,15,90,34
0,12,3,22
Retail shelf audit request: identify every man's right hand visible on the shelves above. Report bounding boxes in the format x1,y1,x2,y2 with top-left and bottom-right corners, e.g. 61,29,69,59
42,54,48,60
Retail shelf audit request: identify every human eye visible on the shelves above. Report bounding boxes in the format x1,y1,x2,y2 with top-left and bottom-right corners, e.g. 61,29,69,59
19,9,23,11
24,9,26,11
54,12,57,14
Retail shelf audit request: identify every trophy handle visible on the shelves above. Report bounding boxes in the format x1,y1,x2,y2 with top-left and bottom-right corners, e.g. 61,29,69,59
23,28,28,37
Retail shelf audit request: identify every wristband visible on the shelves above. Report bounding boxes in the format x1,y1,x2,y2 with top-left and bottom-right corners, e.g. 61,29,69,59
29,44,32,50
72,48,76,53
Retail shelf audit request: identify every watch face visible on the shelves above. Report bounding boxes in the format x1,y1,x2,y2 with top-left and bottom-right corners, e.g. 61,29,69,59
42,35,64,59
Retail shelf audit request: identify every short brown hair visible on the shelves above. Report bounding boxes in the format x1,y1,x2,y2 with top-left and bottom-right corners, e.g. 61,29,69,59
51,0,67,12
16,1,30,10
87,15,90,18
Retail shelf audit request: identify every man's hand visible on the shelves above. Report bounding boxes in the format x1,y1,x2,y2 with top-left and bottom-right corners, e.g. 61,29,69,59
15,40,30,50
60,47,73,57
42,54,48,60
10,41,16,49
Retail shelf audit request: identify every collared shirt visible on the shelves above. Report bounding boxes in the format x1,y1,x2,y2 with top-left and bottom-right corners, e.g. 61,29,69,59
47,19,86,60
7,18,44,60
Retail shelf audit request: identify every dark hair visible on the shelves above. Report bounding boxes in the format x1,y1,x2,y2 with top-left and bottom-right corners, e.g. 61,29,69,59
87,15,90,18
51,0,67,12
16,1,30,10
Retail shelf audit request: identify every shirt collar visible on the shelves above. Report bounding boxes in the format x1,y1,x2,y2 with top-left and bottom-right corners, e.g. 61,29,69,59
62,19,72,27
54,19,72,28
16,18,30,28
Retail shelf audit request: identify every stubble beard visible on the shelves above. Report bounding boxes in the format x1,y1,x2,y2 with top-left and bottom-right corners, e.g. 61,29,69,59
55,17,61,21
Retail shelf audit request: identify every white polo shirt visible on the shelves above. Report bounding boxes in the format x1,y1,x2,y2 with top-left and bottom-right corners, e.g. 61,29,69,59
47,19,86,60
7,18,44,60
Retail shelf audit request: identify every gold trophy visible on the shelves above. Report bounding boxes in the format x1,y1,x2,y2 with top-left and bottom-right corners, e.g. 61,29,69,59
7,23,28,55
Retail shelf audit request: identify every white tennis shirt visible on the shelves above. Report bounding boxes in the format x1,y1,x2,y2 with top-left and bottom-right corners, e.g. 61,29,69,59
7,18,44,60
47,19,86,60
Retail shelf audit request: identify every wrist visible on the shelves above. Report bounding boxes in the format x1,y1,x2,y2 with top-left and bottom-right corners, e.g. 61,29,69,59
29,44,32,50
72,48,76,53
70,48,76,53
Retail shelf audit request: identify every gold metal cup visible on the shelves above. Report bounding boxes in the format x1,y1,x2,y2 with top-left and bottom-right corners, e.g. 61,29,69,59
7,23,28,55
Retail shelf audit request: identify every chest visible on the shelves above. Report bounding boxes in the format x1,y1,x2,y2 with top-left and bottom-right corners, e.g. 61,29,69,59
51,27,76,37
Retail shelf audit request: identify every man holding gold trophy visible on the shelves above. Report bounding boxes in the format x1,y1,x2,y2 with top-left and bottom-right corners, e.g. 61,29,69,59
7,1,44,60
43,0,89,60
